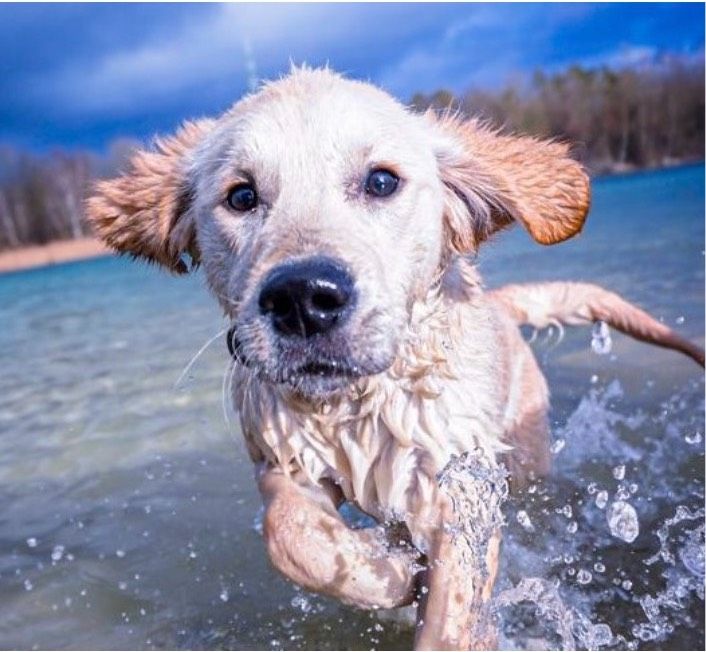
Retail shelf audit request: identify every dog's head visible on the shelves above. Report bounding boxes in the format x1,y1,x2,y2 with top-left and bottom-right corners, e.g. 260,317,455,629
88,68,589,399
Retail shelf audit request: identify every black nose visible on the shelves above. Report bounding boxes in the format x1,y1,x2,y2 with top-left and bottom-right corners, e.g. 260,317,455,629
258,257,355,338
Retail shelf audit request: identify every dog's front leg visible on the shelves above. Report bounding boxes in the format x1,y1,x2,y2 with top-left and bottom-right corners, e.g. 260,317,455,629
414,509,501,651
412,452,505,652
257,464,420,609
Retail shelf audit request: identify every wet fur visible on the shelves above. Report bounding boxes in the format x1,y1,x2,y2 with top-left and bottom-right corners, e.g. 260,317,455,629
87,67,703,650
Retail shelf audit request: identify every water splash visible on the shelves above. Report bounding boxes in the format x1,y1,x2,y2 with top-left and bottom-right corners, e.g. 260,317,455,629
437,449,508,570
591,321,612,355
495,577,613,650
422,378,705,650
495,378,704,650
645,505,704,567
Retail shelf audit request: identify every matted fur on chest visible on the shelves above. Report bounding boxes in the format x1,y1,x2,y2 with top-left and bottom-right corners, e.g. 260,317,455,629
232,298,509,531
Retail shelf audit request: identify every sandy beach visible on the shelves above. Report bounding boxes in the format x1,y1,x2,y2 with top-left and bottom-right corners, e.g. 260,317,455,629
0,238,110,274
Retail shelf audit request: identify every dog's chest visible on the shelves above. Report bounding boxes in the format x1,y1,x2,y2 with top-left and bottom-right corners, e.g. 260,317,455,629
233,300,508,525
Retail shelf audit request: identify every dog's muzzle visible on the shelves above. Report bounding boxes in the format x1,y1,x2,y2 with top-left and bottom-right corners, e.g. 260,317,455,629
257,256,356,338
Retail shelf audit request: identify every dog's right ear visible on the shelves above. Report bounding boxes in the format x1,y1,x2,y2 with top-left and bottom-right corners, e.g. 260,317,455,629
86,119,214,273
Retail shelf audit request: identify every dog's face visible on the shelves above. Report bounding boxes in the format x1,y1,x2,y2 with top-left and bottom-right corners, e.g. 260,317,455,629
88,68,590,399
192,74,447,396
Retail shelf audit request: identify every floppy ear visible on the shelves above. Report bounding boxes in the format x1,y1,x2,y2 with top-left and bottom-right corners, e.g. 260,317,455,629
86,119,214,273
432,114,590,252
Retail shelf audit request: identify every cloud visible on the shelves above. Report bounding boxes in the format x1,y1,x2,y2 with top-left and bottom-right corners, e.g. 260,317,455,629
21,5,283,117
0,2,702,150
559,44,659,72
18,4,458,118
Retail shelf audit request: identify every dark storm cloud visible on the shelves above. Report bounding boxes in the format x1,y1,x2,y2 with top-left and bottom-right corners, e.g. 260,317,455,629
0,2,702,151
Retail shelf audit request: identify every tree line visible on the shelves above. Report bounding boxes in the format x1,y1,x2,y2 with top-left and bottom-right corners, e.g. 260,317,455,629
0,58,703,251
412,57,704,173
0,139,137,251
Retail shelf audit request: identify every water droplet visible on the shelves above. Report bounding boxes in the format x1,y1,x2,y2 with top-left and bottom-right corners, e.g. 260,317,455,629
621,579,633,591
115,549,125,558
51,545,65,562
616,484,631,500
516,510,535,532
591,320,612,355
590,374,599,384
118,581,127,591
567,521,578,534
24,579,33,591
607,501,639,543
612,464,626,480
291,594,313,613
577,569,592,584
590,623,613,647
587,482,597,495
685,431,702,444
595,490,609,509
550,438,566,454
594,562,606,573
26,537,37,548
219,589,229,602
189,551,197,559
675,315,685,324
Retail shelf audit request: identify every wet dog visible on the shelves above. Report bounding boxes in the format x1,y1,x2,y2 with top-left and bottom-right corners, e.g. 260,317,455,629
87,67,704,650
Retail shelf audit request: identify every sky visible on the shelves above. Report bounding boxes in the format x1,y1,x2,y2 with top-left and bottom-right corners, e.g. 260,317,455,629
0,2,703,152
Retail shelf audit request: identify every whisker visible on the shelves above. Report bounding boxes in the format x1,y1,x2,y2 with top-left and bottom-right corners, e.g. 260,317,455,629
174,326,229,389
221,358,236,433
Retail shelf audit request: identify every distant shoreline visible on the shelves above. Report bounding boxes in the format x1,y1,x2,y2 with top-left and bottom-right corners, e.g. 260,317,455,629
590,157,704,178
0,160,702,275
0,238,110,274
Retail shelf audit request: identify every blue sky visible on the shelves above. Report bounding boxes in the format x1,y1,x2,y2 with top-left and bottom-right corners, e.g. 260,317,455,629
1,2,703,152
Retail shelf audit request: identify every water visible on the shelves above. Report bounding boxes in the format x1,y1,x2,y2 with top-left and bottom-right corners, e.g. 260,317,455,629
0,165,703,650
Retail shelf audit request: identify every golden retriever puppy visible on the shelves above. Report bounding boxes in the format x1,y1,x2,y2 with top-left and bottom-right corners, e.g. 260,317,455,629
87,67,704,650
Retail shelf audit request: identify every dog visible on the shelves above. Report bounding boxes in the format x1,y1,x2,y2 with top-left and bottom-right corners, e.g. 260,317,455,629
87,67,704,650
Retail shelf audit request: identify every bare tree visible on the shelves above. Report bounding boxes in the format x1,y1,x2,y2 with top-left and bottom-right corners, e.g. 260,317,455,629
410,58,704,174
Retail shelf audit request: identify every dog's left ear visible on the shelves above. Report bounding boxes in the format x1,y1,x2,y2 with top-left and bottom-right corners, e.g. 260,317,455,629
86,119,214,273
431,114,590,252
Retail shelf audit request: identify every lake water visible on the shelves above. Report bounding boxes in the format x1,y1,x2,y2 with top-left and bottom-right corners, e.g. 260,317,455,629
0,165,703,650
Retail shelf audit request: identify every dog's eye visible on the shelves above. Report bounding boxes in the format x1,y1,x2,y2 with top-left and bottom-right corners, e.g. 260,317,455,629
226,183,258,211
365,169,399,198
